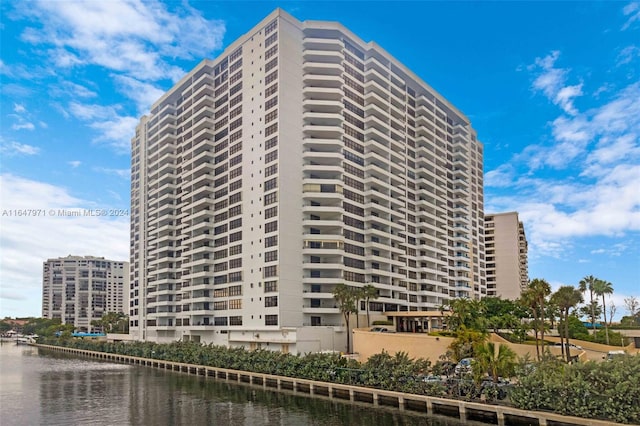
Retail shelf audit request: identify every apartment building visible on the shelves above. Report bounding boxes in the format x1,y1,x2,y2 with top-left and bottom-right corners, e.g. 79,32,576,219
484,212,528,299
130,9,485,353
42,256,129,331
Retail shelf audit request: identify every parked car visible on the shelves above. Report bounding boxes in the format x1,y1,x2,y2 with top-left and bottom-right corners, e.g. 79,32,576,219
454,358,474,375
420,374,445,383
370,326,395,333
553,342,582,350
605,350,625,361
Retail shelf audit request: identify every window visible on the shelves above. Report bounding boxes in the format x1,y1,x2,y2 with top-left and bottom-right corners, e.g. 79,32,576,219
230,166,242,179
265,123,278,137
230,129,242,142
263,265,278,278
230,70,242,84
214,301,228,310
264,250,278,262
264,206,277,219
344,257,365,269
265,58,278,73
229,316,242,325
229,192,242,205
229,257,242,269
229,179,242,192
228,271,242,282
264,191,277,206
264,177,277,191
265,109,278,123
265,220,277,233
265,296,278,307
265,82,278,98
229,46,242,61
265,235,277,247
230,57,242,73
265,70,278,85
230,141,242,155
214,224,228,235
265,163,277,177
265,136,278,150
265,96,278,111
214,262,228,272
229,244,242,255
230,94,242,107
265,32,278,47
229,205,242,217
230,118,242,131
265,150,278,163
214,249,228,260
229,231,242,242
229,218,242,230
229,299,242,309
265,314,278,326
265,45,278,60
264,280,277,292
214,317,228,326
264,19,277,35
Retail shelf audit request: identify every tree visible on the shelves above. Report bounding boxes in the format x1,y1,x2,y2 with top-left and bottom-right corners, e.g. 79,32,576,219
593,279,613,345
473,341,517,383
519,289,540,359
332,284,359,353
360,284,378,327
448,298,486,332
578,275,598,332
91,312,128,333
624,296,639,317
551,286,583,362
521,279,551,360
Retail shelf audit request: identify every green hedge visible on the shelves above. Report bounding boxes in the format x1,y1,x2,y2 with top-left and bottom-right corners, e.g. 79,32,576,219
511,355,640,424
41,338,640,423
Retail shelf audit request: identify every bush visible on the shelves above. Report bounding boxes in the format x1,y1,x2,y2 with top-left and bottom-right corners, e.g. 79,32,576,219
511,356,640,424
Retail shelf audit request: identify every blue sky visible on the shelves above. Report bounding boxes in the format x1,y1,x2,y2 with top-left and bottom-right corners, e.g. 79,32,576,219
1,1,639,319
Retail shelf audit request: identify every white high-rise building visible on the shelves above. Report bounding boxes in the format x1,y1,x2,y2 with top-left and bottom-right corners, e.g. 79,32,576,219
484,212,528,299
42,255,129,331
130,9,485,353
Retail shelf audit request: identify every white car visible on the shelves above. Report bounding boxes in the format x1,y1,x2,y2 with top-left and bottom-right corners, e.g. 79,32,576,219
553,342,582,350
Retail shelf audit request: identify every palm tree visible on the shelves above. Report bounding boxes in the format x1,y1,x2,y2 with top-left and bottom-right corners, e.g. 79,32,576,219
360,284,378,327
593,279,614,345
578,275,598,333
332,284,358,353
473,341,517,383
525,279,551,359
551,286,583,362
519,288,540,360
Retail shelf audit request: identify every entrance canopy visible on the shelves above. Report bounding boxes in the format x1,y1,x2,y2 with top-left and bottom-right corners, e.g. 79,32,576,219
385,311,451,333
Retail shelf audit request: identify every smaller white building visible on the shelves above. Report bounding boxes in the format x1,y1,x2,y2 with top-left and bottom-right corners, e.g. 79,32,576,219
42,256,129,331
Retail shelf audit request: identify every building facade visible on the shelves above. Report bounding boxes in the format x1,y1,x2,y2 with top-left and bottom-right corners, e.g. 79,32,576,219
42,256,129,331
484,212,528,299
130,9,485,353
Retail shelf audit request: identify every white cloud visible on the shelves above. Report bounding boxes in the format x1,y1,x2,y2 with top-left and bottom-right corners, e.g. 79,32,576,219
68,102,137,152
11,122,35,131
94,167,131,179
17,0,225,82
622,2,640,31
0,138,40,156
530,51,583,116
68,160,82,168
13,103,26,113
616,45,640,66
0,174,129,317
112,75,165,113
484,164,516,188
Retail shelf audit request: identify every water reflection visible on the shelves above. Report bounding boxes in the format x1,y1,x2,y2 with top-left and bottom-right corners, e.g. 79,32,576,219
0,344,470,426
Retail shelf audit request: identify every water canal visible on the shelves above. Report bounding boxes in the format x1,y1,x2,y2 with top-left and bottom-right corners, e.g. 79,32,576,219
0,343,472,426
